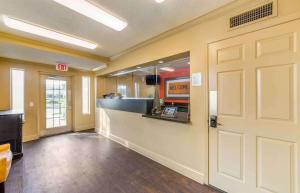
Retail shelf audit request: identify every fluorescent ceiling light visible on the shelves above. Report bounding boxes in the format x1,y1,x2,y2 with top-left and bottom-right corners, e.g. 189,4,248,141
155,0,165,3
92,66,106,71
112,70,137,76
52,0,128,31
3,16,97,49
160,67,174,72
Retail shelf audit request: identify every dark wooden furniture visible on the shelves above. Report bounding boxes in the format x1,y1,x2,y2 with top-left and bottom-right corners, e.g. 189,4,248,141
0,111,23,159
0,182,4,193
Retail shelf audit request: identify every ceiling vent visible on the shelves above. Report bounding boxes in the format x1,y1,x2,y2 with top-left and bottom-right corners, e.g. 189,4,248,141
230,2,276,29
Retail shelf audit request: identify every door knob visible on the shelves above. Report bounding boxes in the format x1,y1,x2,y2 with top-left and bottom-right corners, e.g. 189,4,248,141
210,115,218,128
210,115,223,128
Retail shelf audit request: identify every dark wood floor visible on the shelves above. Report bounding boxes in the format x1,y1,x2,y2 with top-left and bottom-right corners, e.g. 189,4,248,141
6,131,220,193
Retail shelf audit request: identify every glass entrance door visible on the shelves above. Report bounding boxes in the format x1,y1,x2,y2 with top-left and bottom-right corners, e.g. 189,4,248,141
40,75,72,136
46,79,67,129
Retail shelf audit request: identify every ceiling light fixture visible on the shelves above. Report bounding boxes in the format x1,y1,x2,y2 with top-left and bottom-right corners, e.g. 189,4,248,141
160,67,174,72
52,0,128,31
158,60,164,64
3,16,98,49
155,0,165,3
92,66,106,71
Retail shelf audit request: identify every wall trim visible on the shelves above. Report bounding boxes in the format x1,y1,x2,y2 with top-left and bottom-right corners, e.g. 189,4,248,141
98,129,205,184
23,134,39,142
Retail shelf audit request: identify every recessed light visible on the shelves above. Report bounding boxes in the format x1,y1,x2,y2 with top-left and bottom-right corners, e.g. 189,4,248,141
158,60,164,64
52,0,128,31
155,0,165,3
3,16,98,49
137,66,141,69
160,67,174,72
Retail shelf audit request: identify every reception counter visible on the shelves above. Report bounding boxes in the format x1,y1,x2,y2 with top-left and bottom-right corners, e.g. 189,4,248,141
97,98,189,123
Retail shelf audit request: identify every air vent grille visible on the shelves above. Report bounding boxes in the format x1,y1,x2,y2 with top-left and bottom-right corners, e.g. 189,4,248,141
230,2,273,28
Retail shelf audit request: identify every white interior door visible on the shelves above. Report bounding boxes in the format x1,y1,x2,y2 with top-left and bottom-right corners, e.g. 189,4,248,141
209,20,300,193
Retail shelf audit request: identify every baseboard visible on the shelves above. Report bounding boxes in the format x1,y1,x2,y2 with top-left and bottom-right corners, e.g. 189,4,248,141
98,130,205,184
23,134,39,142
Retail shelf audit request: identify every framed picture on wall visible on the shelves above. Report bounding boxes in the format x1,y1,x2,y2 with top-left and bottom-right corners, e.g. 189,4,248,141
165,77,190,99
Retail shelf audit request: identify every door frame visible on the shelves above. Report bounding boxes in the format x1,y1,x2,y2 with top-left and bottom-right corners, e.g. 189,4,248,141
38,73,73,137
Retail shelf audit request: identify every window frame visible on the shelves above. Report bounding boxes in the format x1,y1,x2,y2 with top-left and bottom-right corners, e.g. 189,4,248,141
82,76,91,115
11,68,25,118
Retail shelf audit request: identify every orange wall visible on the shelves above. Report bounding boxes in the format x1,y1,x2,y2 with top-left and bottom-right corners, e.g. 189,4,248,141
159,68,190,103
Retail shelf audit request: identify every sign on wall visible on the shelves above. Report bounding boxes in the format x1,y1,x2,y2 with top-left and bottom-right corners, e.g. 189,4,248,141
192,72,202,86
165,77,190,99
56,63,68,72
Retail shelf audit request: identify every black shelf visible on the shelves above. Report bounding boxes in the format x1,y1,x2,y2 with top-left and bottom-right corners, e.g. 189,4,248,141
142,112,190,124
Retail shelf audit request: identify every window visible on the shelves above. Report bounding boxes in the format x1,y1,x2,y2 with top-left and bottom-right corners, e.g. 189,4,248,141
134,82,140,98
117,84,127,97
11,69,24,114
46,79,67,128
82,76,90,114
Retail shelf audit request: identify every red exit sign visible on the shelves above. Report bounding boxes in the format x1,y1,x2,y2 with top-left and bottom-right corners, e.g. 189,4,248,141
56,63,68,72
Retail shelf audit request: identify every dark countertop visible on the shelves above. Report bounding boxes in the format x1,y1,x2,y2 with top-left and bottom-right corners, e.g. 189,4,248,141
97,98,153,114
0,110,24,116
142,112,190,124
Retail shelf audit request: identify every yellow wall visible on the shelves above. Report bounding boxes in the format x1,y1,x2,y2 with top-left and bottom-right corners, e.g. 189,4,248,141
96,0,300,184
0,57,95,141
97,77,117,98
97,74,155,98
0,63,11,110
73,74,96,131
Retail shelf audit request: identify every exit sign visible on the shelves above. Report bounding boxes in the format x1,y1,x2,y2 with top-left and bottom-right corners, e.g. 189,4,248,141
56,63,68,71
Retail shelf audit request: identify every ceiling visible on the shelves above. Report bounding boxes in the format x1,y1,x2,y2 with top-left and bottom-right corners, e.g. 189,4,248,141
0,0,234,70
0,42,107,70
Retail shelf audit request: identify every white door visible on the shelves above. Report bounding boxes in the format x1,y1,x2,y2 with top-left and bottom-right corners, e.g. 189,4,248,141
209,20,300,193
